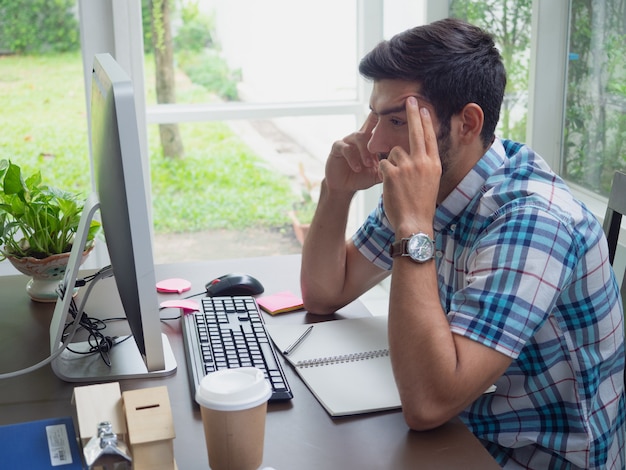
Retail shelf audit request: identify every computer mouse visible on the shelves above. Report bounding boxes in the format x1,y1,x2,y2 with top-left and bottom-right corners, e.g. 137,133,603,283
205,273,265,297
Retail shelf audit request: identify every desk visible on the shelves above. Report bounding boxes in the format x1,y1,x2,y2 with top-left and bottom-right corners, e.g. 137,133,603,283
0,254,499,469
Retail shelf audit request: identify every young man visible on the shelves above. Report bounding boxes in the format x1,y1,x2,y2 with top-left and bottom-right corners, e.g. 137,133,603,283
301,18,625,469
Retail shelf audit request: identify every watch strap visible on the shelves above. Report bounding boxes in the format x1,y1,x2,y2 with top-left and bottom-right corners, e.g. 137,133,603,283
389,238,408,258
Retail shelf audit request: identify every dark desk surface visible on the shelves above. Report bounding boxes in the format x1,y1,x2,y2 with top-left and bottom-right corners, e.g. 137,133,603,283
0,254,499,469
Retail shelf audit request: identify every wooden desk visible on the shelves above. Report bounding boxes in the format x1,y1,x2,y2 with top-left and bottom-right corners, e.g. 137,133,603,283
0,254,499,469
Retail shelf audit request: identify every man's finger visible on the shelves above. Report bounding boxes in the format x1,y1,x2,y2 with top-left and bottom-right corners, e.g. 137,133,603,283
406,96,426,156
359,111,378,134
355,112,379,168
419,106,438,157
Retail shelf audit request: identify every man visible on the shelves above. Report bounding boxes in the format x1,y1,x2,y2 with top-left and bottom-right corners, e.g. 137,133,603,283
300,18,625,469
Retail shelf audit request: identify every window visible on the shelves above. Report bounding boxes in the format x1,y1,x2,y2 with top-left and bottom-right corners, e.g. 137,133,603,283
140,0,367,262
4,0,623,275
563,0,626,197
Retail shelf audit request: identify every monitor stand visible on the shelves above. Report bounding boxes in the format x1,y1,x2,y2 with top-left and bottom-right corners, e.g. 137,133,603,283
52,333,177,382
50,193,177,382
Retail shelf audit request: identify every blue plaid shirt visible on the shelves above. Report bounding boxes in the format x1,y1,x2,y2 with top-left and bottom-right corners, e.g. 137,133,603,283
353,139,625,469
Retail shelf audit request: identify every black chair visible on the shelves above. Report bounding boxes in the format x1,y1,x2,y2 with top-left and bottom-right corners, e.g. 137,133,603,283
602,170,626,385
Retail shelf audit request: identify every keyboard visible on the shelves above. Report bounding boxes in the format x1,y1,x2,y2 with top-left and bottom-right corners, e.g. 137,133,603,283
182,295,293,401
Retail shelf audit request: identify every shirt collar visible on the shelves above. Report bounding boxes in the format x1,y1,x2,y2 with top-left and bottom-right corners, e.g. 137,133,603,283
434,138,506,231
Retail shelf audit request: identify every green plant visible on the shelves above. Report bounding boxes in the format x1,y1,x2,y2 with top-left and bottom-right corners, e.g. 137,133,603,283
0,159,100,260
0,0,79,54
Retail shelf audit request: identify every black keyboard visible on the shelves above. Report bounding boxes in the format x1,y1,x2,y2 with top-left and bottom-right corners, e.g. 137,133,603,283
182,295,293,401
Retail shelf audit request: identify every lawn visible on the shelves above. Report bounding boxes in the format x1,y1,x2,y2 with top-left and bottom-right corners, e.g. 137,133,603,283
0,52,300,233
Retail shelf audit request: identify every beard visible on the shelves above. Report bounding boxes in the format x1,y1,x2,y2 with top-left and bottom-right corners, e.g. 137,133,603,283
436,122,452,176
437,127,452,176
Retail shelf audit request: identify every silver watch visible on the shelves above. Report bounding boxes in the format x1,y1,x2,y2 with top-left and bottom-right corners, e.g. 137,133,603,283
389,232,435,263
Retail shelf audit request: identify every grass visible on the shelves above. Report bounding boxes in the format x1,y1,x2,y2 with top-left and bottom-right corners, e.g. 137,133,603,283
0,52,300,233
0,53,91,193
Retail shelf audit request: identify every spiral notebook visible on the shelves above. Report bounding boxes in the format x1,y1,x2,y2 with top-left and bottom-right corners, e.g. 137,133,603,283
266,316,401,416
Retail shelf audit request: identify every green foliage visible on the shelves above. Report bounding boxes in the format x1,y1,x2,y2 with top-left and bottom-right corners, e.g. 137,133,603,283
174,1,214,52
152,0,166,51
141,0,239,101
0,0,79,54
0,53,91,193
563,0,626,195
142,0,155,54
450,0,532,143
177,50,241,101
1,53,299,237
451,0,626,197
0,160,100,260
172,1,240,101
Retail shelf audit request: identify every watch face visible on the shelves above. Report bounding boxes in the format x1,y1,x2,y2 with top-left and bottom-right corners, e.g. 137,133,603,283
407,234,434,262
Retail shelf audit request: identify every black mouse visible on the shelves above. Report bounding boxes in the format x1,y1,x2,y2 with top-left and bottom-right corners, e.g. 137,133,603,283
205,273,265,297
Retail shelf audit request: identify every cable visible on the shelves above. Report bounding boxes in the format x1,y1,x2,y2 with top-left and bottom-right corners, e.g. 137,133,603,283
0,299,86,380
0,264,118,380
183,290,205,299
63,265,120,366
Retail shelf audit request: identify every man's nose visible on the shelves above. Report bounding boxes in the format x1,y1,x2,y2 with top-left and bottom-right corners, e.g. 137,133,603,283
366,126,389,158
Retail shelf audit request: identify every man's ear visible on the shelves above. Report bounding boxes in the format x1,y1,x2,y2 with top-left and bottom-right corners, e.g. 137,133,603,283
456,103,484,144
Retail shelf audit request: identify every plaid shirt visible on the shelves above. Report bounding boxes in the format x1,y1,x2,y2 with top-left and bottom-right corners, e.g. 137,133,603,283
353,138,625,469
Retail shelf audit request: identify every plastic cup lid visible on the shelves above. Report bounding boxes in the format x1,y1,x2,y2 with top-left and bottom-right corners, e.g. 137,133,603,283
195,367,272,411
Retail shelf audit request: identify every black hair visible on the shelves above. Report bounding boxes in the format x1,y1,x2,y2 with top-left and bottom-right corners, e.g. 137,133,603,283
359,18,506,147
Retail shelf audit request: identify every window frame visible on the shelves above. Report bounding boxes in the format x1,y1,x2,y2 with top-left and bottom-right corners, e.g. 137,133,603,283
78,0,616,238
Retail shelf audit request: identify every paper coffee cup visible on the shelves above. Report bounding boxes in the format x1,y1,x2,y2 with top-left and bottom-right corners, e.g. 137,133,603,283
196,368,272,470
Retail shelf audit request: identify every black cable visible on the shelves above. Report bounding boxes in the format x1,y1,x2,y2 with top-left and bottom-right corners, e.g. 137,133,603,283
183,290,205,299
59,264,127,367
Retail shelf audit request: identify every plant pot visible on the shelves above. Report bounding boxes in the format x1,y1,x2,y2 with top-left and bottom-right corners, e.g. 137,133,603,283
7,247,93,303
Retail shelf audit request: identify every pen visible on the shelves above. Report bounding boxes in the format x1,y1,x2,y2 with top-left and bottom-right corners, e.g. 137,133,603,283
283,325,314,356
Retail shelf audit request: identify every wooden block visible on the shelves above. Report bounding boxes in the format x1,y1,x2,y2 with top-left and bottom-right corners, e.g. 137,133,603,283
132,441,175,470
72,382,126,445
123,386,176,470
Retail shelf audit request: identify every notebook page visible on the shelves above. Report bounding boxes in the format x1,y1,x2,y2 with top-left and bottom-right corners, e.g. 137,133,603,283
267,316,401,416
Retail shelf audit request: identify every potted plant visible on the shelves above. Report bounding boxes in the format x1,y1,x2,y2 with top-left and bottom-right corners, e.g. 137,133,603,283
0,159,101,302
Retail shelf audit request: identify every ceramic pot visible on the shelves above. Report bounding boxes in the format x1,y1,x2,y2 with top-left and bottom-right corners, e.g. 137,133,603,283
7,246,93,302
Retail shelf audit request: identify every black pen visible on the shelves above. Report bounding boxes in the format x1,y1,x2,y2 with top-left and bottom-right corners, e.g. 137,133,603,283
283,325,314,356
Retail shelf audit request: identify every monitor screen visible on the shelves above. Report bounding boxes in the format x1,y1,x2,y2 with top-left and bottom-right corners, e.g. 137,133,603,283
49,53,176,381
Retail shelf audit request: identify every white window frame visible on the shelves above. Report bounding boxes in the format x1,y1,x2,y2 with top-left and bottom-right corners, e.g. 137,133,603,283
78,0,619,248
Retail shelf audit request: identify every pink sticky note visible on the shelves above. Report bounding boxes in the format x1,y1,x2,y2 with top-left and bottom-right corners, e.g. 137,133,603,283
156,278,192,294
159,299,199,312
257,291,304,315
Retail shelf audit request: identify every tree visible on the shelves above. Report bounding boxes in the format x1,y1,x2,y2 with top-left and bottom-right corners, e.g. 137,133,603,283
150,0,184,159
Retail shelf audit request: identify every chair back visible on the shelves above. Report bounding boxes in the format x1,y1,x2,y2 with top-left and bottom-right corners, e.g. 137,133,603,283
602,170,626,386
603,171,626,307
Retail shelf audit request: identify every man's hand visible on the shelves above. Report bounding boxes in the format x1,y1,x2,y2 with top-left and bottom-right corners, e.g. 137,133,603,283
379,96,441,235
325,113,382,194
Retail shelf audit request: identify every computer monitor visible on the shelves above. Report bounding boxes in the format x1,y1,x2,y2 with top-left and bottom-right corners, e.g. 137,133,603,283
49,53,176,381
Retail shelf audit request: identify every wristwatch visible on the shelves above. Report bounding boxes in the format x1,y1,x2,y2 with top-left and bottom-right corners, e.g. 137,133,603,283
389,232,435,263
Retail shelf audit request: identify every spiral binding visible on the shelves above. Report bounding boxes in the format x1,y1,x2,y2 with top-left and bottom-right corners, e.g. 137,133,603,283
295,349,389,368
